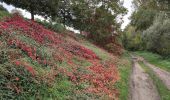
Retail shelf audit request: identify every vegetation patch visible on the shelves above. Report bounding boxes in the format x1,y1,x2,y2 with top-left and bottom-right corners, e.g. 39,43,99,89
135,51,170,72
0,15,120,99
115,52,132,100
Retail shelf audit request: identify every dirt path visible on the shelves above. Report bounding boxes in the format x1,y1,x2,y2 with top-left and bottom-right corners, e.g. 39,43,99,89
144,61,170,90
129,58,160,100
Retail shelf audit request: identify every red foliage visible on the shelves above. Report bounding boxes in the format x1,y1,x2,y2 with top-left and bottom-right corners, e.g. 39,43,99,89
75,45,99,59
57,60,119,98
0,15,61,44
64,44,99,60
82,61,119,97
1,15,99,61
25,66,35,76
0,15,119,98
14,61,36,76
8,39,37,60
15,61,21,66
15,77,20,81
22,62,36,76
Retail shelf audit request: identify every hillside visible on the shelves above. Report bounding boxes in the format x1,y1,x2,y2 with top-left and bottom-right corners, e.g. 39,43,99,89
0,13,123,99
2,0,170,100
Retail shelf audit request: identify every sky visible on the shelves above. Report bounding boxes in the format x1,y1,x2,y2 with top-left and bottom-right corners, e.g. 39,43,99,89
122,0,134,29
0,0,133,30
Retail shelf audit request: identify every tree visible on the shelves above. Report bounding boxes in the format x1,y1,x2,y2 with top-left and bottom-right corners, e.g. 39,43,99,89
41,0,60,21
130,8,156,31
124,0,170,56
0,0,47,20
37,0,72,25
156,0,170,12
122,25,143,50
130,0,160,31
132,0,158,10
57,0,72,26
132,0,170,15
143,14,170,56
71,0,126,40
68,0,126,54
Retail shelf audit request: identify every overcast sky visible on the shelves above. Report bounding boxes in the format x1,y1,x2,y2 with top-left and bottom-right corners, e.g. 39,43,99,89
0,0,133,30
122,0,134,29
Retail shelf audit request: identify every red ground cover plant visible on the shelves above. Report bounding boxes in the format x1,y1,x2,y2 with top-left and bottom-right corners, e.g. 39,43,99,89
0,15,61,44
15,77,20,81
64,44,99,60
14,61,36,76
0,15,119,99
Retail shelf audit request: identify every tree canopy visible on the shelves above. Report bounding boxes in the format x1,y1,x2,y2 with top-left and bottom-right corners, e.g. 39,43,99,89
122,0,170,57
70,0,126,43
0,0,126,54
0,0,45,20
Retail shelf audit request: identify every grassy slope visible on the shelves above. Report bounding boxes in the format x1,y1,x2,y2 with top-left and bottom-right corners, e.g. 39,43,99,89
134,51,170,72
139,62,170,100
82,41,112,61
0,8,10,20
115,51,132,100
0,12,123,100
0,7,131,99
83,42,132,100
0,11,9,19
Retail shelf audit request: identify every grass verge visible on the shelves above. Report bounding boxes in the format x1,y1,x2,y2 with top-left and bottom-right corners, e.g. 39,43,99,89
134,51,170,72
82,41,111,61
0,11,9,19
115,51,132,100
139,62,170,100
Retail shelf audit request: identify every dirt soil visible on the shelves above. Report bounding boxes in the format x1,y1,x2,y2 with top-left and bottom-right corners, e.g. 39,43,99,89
129,58,160,100
144,61,170,90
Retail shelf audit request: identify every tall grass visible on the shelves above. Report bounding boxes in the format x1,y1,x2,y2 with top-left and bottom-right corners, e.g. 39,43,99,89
115,52,132,100
135,51,170,71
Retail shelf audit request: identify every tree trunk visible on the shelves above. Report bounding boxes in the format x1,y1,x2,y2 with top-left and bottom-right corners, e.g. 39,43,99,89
31,13,34,20
63,16,66,28
30,8,34,21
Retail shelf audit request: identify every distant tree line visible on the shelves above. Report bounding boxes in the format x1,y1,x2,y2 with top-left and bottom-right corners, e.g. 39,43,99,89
122,0,170,57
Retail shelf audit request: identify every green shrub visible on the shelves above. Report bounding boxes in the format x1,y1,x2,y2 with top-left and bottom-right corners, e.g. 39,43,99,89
0,11,10,19
0,5,10,20
0,63,47,99
122,26,144,51
0,5,8,12
0,51,8,64
143,13,170,57
36,19,65,33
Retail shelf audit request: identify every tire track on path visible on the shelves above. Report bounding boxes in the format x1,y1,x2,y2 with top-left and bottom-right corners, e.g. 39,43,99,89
129,57,160,100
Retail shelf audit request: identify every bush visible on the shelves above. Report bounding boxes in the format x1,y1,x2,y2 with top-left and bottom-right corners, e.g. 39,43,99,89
105,42,123,55
143,13,170,57
36,20,65,33
0,5,8,12
122,26,144,51
0,5,9,20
